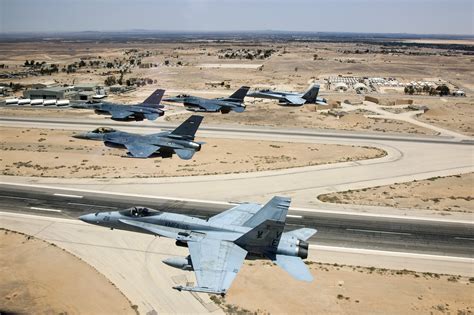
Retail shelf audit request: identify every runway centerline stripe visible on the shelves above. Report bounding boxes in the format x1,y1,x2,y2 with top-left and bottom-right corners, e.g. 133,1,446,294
53,193,83,199
346,228,412,236
67,202,117,209
30,207,62,213
454,237,474,241
287,215,303,218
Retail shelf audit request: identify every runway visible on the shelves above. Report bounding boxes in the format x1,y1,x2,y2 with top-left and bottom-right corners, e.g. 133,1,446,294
1,183,472,258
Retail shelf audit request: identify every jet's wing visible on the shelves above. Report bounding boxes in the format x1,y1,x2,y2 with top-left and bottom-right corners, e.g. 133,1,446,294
208,196,290,228
208,203,261,226
283,95,306,105
125,143,159,158
188,103,221,112
110,110,134,119
273,254,313,282
173,238,247,295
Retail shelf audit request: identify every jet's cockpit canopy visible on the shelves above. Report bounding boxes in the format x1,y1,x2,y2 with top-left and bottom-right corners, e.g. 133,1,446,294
120,206,160,217
91,127,116,134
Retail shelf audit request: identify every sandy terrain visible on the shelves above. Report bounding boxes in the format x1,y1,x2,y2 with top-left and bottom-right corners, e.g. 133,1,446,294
220,260,474,315
318,173,473,213
415,98,474,136
0,127,384,178
0,229,135,314
2,40,472,135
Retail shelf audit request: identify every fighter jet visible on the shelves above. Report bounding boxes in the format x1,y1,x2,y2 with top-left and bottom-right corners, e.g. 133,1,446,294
247,84,327,106
79,196,316,295
71,89,165,121
164,86,250,114
72,115,204,159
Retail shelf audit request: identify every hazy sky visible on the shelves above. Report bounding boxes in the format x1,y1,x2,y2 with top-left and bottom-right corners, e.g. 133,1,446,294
1,0,473,35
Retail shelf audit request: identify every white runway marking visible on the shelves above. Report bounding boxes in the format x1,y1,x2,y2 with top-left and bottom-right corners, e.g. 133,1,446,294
30,207,62,213
53,193,83,198
287,215,303,218
68,202,117,209
346,228,412,236
0,195,38,201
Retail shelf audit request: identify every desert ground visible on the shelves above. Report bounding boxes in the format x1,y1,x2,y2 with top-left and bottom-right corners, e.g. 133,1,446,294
0,127,384,178
0,229,135,314
318,173,473,214
220,260,474,315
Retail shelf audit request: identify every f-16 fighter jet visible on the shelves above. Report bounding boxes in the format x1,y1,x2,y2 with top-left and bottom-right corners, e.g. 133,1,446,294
164,86,250,114
79,196,316,295
247,84,327,106
72,115,204,159
71,89,165,121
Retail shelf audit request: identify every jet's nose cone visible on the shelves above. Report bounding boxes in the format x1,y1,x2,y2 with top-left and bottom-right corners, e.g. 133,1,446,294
72,132,90,139
79,213,94,223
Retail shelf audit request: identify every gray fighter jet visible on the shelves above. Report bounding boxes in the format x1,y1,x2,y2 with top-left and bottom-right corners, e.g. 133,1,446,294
164,86,250,114
72,115,204,159
71,89,165,121
79,196,316,295
247,84,327,106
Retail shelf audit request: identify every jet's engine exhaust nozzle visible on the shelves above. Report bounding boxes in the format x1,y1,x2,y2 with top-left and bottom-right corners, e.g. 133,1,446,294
297,240,309,259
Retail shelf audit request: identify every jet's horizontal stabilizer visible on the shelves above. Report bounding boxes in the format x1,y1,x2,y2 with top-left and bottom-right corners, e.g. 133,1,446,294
233,106,245,113
174,148,195,160
274,254,313,282
286,228,317,241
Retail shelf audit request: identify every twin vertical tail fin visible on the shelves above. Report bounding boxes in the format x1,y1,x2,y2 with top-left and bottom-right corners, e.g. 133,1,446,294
301,84,320,102
243,196,290,228
142,89,165,106
235,196,291,251
235,219,285,252
170,115,204,139
228,86,250,102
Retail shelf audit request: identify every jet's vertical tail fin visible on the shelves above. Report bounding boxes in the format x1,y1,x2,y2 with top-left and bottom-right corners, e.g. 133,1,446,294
228,86,250,102
170,115,203,138
235,219,285,252
243,196,290,228
142,89,165,106
301,84,320,102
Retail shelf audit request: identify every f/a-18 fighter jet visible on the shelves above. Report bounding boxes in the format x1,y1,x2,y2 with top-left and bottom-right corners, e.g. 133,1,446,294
79,196,316,296
71,89,165,121
247,84,327,106
73,115,204,159
164,86,250,114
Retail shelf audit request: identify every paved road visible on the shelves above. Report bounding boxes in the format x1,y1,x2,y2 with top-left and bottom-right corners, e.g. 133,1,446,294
1,184,472,258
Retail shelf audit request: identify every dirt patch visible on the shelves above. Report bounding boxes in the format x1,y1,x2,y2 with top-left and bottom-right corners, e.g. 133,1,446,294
318,173,473,213
0,229,136,314
416,99,474,136
218,260,474,315
0,127,385,178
